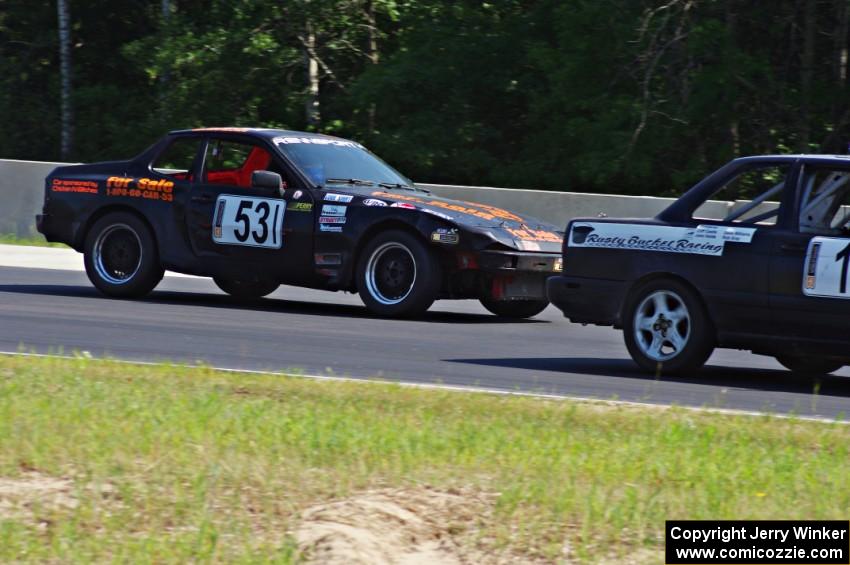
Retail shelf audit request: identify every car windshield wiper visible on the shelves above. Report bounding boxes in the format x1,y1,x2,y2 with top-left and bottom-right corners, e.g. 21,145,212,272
325,178,375,186
378,182,418,191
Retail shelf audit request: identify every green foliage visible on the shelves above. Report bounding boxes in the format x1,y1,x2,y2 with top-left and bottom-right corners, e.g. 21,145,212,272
1,355,849,561
1,0,850,196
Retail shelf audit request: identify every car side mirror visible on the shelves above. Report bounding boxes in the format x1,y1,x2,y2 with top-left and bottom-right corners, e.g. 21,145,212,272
251,170,284,196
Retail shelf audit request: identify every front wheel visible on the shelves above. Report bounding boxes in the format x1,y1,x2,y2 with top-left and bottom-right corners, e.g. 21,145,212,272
84,212,163,298
213,277,279,299
356,230,441,317
480,298,548,319
775,355,843,375
623,279,715,374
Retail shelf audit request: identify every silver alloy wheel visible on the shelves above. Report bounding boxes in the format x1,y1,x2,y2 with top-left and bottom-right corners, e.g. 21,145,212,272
633,289,691,361
93,223,143,285
365,241,417,305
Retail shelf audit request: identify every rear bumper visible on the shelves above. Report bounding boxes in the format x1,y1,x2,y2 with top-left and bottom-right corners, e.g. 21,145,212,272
35,214,46,234
546,275,626,326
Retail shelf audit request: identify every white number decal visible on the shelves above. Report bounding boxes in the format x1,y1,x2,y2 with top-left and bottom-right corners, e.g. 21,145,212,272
803,236,850,298
212,195,285,249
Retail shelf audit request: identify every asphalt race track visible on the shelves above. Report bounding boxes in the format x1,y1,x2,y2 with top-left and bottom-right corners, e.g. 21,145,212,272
2,265,849,419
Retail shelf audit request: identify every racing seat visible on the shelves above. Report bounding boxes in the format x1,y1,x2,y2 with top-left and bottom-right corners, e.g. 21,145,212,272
205,146,272,187
238,147,272,187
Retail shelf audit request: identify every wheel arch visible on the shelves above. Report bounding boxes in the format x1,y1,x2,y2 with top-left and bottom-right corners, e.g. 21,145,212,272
347,219,436,289
76,205,159,256
621,272,715,330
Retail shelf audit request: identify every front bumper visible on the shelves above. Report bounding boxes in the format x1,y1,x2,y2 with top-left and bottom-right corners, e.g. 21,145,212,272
478,250,561,273
473,251,561,300
546,275,626,326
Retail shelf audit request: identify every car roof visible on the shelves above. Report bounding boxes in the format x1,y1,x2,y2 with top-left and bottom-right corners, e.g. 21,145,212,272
732,154,850,165
167,127,353,143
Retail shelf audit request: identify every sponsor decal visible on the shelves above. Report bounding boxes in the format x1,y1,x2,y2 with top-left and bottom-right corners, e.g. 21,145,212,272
51,178,98,194
319,224,343,233
321,204,347,216
292,190,303,200
369,191,506,221
422,208,454,221
803,237,850,298
459,200,524,223
287,202,313,212
390,202,417,210
806,242,821,290
319,216,346,224
694,224,757,243
213,199,226,239
363,198,388,207
324,193,354,203
506,227,561,243
105,176,175,202
430,228,459,245
373,191,424,203
274,136,364,149
568,222,725,256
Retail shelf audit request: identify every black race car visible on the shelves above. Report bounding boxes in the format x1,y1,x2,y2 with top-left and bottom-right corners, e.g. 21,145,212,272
547,155,850,374
37,128,563,318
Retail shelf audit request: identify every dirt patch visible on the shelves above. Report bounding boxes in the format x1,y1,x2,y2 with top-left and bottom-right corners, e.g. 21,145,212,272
294,486,519,564
596,547,662,564
0,472,78,521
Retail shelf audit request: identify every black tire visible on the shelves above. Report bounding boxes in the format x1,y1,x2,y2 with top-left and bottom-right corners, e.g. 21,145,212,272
84,212,164,298
356,230,441,317
622,278,715,374
480,298,548,319
213,276,279,299
775,355,843,375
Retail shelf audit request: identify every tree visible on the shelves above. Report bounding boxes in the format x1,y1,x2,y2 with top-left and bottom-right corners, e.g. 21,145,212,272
56,0,72,159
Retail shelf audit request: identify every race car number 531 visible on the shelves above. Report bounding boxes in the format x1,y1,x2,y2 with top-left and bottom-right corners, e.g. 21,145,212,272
212,195,286,249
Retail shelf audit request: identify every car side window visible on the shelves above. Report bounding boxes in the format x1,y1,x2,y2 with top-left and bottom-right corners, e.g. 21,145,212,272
203,138,286,189
798,167,850,235
151,137,202,181
693,165,789,226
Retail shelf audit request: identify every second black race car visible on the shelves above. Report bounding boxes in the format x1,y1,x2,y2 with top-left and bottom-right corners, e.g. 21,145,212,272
37,128,563,318
547,154,850,374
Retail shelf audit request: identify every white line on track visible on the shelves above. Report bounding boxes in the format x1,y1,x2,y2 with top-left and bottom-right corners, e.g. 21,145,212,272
1,350,845,425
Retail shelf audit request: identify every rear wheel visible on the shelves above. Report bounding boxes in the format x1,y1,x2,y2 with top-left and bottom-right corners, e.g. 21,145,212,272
775,355,843,375
623,279,715,374
356,230,441,317
213,277,279,299
480,298,548,319
84,212,163,298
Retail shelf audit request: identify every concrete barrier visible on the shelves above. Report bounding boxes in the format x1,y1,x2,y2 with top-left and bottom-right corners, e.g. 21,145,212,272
0,159,66,236
1,159,739,236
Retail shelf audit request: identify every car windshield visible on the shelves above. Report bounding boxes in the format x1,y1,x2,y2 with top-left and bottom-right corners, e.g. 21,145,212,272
273,136,411,188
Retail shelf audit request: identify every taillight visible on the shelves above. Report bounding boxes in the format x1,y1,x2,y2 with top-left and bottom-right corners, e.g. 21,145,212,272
456,252,479,270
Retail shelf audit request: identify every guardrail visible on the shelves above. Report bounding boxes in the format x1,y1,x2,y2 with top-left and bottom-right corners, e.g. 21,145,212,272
1,158,733,236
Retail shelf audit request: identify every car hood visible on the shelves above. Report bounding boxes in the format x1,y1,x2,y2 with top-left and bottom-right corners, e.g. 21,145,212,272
336,186,565,253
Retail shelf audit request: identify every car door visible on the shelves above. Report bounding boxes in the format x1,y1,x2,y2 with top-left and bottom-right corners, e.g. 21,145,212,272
186,135,316,282
672,162,793,336
769,162,850,345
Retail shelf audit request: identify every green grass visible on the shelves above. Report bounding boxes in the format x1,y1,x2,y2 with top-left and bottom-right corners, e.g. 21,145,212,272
0,234,66,248
0,355,848,563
